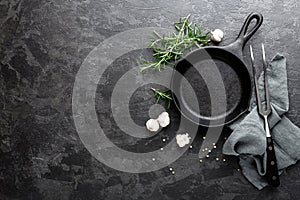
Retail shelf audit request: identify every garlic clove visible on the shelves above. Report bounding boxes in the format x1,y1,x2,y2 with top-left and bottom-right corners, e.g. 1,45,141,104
211,35,222,42
176,133,191,147
146,119,160,132
211,29,224,43
213,29,224,38
157,112,170,127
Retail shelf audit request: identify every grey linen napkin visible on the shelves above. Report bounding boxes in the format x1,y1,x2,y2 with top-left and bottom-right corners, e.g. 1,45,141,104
223,54,300,190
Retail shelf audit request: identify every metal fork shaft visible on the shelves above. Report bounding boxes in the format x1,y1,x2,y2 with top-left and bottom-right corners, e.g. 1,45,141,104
263,115,271,137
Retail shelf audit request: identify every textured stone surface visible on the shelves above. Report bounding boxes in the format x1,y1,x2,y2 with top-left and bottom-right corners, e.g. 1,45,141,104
0,0,300,199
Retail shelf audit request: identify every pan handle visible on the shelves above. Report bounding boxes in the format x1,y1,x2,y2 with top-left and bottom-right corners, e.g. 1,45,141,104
235,12,263,49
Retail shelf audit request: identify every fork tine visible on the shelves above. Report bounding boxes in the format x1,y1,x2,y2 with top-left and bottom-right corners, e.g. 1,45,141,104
250,45,263,115
262,43,271,114
262,43,266,64
250,45,254,62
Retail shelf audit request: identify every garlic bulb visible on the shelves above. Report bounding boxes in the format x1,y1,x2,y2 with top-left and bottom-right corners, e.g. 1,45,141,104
157,112,170,127
211,29,224,43
176,133,191,147
146,119,160,132
146,111,170,132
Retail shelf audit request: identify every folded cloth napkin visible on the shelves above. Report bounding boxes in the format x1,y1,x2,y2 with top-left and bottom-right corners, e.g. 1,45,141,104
223,54,300,190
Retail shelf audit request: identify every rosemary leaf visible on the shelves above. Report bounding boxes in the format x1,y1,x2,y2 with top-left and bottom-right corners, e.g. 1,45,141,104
141,15,211,71
151,88,173,109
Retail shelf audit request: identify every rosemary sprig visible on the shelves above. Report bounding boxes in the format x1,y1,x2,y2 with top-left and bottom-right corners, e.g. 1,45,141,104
151,88,173,109
141,15,211,72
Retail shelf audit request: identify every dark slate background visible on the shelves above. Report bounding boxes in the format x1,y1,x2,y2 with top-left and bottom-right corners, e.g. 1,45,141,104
1,0,300,199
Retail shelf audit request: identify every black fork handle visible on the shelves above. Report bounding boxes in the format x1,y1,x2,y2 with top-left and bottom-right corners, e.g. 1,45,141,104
265,135,280,187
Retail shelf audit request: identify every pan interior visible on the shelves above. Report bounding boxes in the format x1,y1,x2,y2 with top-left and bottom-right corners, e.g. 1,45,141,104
178,52,243,120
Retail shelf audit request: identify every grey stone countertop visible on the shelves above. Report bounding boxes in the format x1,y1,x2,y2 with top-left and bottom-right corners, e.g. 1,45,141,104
0,0,300,199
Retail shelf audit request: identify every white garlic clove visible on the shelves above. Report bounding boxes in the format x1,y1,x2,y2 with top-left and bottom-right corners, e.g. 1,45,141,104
176,133,191,147
211,35,222,42
211,29,224,43
213,29,224,38
146,119,160,132
157,112,170,127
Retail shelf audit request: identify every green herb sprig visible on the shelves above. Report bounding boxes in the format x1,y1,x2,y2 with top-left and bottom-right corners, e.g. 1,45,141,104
141,15,211,72
151,88,173,109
